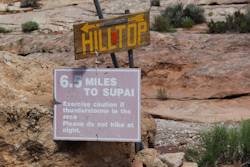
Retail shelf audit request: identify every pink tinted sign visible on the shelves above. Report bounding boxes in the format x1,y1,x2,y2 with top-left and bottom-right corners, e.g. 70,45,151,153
53,68,141,142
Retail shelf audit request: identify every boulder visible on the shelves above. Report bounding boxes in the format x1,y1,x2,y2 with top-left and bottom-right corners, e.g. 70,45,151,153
159,152,185,167
135,148,168,167
132,160,144,167
142,112,157,148
182,162,198,167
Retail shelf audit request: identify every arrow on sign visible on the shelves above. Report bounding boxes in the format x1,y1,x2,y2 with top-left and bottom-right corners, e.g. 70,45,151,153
129,14,145,22
81,23,99,33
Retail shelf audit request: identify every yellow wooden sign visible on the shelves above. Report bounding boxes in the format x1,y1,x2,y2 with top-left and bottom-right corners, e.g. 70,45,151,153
73,11,150,59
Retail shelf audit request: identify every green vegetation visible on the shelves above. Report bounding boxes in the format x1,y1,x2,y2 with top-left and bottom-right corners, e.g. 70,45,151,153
208,21,227,33
208,12,213,17
208,10,250,33
156,88,168,100
152,3,205,32
152,15,175,32
240,120,250,163
185,120,250,167
151,0,160,7
183,4,205,24
181,17,194,28
22,21,39,33
0,27,11,33
163,3,184,27
20,0,39,8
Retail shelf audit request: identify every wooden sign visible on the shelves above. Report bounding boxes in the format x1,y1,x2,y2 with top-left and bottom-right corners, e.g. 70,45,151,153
73,11,150,59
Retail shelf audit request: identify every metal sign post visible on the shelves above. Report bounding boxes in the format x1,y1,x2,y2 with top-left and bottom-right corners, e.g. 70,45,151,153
92,0,144,153
125,9,134,68
93,0,119,68
70,0,146,152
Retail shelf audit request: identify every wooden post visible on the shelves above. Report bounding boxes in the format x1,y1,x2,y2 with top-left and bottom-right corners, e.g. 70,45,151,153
93,0,119,68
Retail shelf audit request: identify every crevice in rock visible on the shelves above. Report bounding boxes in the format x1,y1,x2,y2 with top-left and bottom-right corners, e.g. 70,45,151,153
208,92,250,100
200,1,250,6
150,113,188,122
143,92,250,101
18,53,31,56
209,2,219,5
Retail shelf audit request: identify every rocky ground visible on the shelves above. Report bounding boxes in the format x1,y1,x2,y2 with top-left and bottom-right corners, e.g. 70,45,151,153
154,119,209,152
0,0,250,167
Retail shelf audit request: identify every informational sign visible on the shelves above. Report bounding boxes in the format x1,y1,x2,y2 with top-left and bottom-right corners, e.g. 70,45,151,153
53,68,141,142
74,11,150,59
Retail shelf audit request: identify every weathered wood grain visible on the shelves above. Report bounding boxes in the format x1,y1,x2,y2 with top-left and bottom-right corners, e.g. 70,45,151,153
74,11,150,60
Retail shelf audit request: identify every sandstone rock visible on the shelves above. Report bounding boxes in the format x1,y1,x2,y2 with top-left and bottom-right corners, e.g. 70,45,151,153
220,164,242,167
135,148,168,167
143,97,250,123
132,160,144,167
142,112,157,148
0,103,135,166
1,27,250,126
0,50,157,167
1,1,250,165
182,162,198,167
0,103,156,166
141,32,250,123
159,152,185,167
153,158,169,167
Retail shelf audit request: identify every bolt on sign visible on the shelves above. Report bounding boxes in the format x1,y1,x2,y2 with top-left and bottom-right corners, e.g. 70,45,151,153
73,11,150,59
53,68,141,142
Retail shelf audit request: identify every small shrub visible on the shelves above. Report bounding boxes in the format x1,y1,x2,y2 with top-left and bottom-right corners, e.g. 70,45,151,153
185,120,250,167
156,88,168,100
22,21,39,33
198,125,229,167
185,148,201,162
226,11,247,32
245,9,250,21
151,0,160,7
5,7,10,13
208,20,227,33
184,4,205,24
20,0,39,8
0,27,11,33
153,3,205,32
163,3,184,27
208,12,213,17
152,15,175,32
208,10,250,33
181,17,194,28
240,120,250,162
